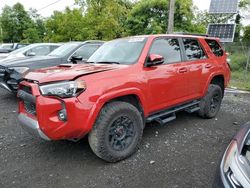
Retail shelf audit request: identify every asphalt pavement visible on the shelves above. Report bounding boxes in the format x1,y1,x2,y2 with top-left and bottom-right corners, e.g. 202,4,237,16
0,89,250,188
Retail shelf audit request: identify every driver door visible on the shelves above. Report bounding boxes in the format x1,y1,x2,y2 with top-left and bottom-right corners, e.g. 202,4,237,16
144,37,190,113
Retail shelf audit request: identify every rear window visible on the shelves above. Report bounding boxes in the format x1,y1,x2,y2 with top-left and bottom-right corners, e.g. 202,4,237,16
183,39,207,60
205,39,224,57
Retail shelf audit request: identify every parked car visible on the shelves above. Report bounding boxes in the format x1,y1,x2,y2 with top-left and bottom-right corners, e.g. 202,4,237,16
0,43,61,61
213,122,250,188
17,34,230,162
0,41,103,93
0,43,29,57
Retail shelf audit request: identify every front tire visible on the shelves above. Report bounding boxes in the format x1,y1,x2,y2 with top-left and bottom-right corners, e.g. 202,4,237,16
88,101,143,162
198,84,223,119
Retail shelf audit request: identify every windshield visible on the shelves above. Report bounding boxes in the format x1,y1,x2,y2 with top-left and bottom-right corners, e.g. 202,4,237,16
48,43,79,57
9,44,36,55
1,44,13,49
87,37,148,65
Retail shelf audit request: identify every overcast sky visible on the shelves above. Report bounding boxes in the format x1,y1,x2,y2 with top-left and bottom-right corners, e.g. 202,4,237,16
0,0,210,17
0,0,249,25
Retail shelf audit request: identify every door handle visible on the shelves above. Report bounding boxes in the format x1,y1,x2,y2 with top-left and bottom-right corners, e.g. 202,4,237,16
179,67,188,73
205,64,212,68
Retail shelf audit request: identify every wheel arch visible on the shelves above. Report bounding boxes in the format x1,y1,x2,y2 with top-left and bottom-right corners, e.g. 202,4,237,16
203,73,226,97
85,89,147,133
210,75,225,96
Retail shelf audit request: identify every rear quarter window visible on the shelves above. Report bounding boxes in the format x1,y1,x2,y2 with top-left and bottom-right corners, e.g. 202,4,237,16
205,39,224,57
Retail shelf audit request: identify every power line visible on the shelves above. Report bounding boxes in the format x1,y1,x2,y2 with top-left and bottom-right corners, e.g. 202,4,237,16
37,0,64,12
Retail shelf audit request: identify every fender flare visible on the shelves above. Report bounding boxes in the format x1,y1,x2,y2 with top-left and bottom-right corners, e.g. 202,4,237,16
84,88,147,133
202,72,226,96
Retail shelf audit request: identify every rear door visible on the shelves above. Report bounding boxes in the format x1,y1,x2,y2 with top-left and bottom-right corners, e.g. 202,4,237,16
180,38,210,98
144,37,190,113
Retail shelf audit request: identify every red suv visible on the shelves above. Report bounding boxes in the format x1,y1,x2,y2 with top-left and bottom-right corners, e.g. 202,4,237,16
17,34,231,162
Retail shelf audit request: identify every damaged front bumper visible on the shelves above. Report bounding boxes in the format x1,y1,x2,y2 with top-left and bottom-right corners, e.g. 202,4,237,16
18,113,51,141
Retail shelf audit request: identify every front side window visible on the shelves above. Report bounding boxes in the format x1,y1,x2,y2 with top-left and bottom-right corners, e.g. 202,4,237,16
50,45,60,52
183,39,207,60
87,37,148,65
149,38,181,64
205,39,224,57
73,44,101,60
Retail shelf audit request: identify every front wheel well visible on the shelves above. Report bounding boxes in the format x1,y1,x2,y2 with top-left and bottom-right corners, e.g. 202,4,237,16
106,95,145,125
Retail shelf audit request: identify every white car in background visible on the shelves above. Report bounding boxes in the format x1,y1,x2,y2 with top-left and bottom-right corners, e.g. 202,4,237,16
0,43,61,62
0,43,29,58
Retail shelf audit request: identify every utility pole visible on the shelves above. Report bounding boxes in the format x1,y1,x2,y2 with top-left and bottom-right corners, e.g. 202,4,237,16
167,0,175,34
245,44,250,73
0,25,2,43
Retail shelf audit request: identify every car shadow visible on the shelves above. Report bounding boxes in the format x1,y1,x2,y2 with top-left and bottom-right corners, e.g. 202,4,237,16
27,111,201,165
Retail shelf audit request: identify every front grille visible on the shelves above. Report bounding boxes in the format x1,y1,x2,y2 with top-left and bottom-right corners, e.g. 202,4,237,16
0,68,6,78
7,79,18,90
22,86,32,94
18,86,36,116
24,101,36,115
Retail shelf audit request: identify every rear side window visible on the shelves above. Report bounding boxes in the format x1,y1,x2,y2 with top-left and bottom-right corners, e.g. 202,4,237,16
149,38,181,64
205,39,224,57
183,39,207,60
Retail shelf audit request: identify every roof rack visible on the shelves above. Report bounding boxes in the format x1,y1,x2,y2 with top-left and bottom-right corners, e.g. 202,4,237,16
174,32,210,37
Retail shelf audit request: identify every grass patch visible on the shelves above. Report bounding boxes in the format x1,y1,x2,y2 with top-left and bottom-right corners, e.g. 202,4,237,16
230,71,250,91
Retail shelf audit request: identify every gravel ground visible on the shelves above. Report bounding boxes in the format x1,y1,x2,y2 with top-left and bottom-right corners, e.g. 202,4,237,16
0,89,249,188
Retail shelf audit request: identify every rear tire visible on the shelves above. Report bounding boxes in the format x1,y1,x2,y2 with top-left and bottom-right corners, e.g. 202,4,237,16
88,101,143,162
198,84,223,119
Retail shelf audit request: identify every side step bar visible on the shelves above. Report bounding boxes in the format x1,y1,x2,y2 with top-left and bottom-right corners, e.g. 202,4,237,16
146,100,200,125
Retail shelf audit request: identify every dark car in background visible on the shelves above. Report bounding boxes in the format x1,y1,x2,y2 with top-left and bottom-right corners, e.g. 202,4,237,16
213,122,250,188
0,41,104,93
0,43,61,61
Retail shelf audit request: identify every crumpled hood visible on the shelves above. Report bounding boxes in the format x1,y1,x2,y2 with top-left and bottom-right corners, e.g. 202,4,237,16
24,63,126,83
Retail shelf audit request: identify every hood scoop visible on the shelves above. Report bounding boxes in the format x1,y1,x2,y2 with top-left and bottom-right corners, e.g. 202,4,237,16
58,64,74,68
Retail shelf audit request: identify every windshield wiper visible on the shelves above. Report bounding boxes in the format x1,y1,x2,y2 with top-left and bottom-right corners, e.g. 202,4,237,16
96,61,120,65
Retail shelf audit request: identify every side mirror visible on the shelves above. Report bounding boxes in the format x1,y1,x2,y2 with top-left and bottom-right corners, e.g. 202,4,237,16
27,52,36,56
71,55,83,64
145,54,164,67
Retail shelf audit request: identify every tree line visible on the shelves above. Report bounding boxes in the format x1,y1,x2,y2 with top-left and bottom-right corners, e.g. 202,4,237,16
0,0,249,43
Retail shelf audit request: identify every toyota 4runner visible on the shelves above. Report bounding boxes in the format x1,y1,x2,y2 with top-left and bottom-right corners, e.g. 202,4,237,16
17,34,231,162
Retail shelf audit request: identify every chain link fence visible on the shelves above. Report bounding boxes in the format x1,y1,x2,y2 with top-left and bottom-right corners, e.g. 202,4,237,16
223,42,250,72
222,42,250,91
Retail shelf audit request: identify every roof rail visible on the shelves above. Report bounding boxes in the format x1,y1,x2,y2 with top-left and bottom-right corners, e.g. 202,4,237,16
174,32,210,37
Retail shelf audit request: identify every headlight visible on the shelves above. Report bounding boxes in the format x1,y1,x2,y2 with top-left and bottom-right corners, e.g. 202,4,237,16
221,141,244,187
40,80,86,98
11,67,29,74
222,141,238,173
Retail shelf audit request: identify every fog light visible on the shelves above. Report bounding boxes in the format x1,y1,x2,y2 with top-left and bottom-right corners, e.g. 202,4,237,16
58,109,67,121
